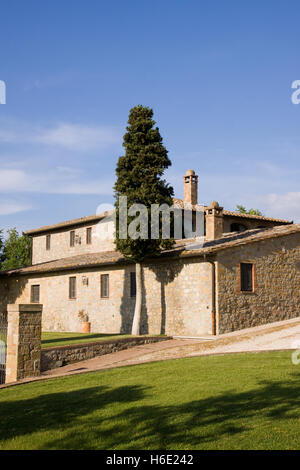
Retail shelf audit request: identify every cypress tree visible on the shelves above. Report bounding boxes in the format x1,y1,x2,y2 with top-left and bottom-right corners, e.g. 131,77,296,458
114,105,174,335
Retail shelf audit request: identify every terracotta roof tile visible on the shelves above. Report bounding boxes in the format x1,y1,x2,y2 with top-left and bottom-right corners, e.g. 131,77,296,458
1,251,129,275
23,211,114,235
179,223,300,257
173,198,292,223
222,209,291,223
23,199,291,236
3,223,299,276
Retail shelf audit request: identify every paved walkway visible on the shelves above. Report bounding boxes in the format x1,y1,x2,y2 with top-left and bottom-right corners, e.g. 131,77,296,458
2,317,300,389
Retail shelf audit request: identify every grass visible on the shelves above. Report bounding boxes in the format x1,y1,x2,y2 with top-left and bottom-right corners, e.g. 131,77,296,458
41,331,133,348
1,350,300,450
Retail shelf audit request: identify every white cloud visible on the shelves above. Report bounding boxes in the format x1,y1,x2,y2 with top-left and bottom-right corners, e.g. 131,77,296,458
264,192,300,222
0,169,29,191
0,200,32,216
167,160,300,222
0,119,118,197
35,123,120,151
0,167,113,195
0,119,120,152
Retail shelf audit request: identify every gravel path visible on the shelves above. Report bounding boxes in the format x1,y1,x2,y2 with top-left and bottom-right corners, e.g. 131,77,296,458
2,317,300,389
117,317,300,365
42,317,300,374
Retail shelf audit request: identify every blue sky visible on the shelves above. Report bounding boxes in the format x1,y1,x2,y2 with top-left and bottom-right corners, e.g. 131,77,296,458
0,0,300,235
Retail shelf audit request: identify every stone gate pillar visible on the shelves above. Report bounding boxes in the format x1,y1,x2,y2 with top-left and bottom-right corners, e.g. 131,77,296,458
5,304,42,383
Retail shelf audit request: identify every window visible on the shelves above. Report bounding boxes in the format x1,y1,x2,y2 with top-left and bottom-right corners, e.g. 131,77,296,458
231,223,247,233
86,227,92,245
240,263,254,292
130,272,136,297
31,285,40,303
100,274,109,298
192,210,197,233
69,276,76,299
46,234,51,250
70,230,75,247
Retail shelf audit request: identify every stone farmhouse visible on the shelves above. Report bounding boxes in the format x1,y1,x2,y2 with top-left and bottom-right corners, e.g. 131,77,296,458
0,169,299,337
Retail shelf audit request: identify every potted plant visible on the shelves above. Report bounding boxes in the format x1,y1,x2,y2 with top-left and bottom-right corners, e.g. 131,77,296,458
78,310,91,333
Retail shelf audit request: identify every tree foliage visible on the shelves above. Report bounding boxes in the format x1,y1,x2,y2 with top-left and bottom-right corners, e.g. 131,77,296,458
1,228,31,271
236,205,262,216
0,230,3,257
114,105,175,261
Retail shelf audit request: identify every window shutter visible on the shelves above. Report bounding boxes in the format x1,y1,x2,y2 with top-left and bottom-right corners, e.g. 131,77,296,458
31,285,40,303
86,227,92,245
46,234,51,250
70,231,75,247
101,274,109,298
69,277,76,299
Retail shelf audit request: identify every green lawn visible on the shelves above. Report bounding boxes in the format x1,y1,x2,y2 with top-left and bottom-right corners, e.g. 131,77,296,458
41,331,133,348
1,351,300,450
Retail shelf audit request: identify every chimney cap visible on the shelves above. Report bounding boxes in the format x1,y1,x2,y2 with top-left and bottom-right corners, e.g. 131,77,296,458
185,169,195,176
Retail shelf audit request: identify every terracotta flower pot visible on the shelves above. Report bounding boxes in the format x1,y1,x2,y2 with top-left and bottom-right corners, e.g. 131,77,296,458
81,321,91,333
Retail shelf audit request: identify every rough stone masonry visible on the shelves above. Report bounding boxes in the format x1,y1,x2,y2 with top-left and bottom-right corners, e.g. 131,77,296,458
0,170,299,338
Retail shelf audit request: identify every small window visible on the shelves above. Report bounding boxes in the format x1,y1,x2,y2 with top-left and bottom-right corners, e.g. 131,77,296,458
46,234,51,250
231,223,247,233
31,285,40,303
192,210,197,233
86,227,92,245
240,263,254,292
70,230,75,247
130,272,136,298
69,276,76,299
100,274,109,298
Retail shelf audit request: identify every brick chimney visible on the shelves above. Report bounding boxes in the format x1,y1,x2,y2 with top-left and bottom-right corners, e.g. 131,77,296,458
183,169,198,205
205,201,224,240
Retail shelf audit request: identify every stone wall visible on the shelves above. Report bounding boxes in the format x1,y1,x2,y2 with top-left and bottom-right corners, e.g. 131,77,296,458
216,232,300,333
41,335,171,371
5,258,213,337
31,218,115,265
2,231,300,338
31,212,287,265
142,258,212,336
5,304,42,382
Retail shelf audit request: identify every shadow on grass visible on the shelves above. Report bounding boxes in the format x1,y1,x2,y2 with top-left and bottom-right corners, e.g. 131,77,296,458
41,333,125,346
0,384,147,446
1,374,300,449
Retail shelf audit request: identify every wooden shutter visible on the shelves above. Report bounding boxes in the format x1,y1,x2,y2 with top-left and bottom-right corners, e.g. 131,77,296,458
31,285,40,303
100,274,109,298
70,231,75,247
69,277,76,299
86,227,92,245
46,234,51,250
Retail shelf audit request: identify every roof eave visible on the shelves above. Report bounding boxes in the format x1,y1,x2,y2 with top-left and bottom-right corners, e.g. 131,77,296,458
23,211,113,236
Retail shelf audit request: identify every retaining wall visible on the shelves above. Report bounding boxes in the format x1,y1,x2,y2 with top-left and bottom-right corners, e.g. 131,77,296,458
41,335,171,371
